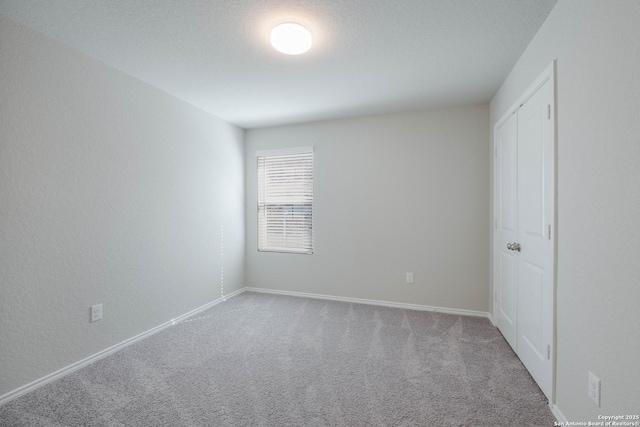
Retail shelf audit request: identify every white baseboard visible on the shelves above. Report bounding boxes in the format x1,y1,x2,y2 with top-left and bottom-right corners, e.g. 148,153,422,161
551,404,568,424
0,288,244,406
243,287,491,319
1,286,490,406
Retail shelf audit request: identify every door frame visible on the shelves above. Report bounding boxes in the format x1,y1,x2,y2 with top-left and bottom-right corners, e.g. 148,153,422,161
492,60,557,404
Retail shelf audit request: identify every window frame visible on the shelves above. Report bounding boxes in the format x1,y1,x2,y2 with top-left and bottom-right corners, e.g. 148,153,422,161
256,146,314,255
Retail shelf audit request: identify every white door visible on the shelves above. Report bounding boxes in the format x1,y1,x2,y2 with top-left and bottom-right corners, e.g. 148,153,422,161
494,67,555,400
515,78,554,399
495,112,518,351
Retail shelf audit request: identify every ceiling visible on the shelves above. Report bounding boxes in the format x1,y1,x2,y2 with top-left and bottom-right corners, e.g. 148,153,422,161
0,0,557,129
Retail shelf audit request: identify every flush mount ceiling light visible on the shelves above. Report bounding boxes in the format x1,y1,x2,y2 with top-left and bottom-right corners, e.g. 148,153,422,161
270,23,312,55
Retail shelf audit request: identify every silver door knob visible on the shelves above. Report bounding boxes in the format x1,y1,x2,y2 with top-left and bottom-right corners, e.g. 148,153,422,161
507,242,521,251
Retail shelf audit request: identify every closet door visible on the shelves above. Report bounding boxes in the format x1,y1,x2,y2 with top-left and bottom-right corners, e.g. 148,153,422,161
496,112,519,351
516,77,554,399
494,64,555,401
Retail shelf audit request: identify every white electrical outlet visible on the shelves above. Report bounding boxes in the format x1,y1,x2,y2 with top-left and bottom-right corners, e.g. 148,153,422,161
90,304,103,322
406,272,414,284
588,371,600,406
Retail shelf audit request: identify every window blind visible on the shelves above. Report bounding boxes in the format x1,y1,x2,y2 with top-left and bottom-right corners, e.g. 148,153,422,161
257,147,313,254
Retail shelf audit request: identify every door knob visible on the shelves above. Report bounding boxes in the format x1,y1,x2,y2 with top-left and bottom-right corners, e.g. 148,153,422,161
507,242,521,251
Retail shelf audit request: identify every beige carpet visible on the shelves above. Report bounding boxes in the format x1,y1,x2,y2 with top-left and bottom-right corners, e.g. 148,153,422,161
0,291,556,426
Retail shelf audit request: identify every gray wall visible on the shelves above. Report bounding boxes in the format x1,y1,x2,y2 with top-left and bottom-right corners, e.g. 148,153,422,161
490,0,640,419
245,105,490,312
0,16,245,397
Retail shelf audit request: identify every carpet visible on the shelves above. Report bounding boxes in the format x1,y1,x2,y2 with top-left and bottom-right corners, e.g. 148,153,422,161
0,291,557,426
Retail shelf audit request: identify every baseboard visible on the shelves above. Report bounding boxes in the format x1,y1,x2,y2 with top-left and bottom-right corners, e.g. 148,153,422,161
0,288,244,406
1,286,489,406
551,404,568,424
244,287,490,318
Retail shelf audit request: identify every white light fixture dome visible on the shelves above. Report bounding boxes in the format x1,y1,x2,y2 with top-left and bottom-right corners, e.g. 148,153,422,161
270,23,312,55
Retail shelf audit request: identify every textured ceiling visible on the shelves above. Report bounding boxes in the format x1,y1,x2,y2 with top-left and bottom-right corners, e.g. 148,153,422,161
0,0,557,129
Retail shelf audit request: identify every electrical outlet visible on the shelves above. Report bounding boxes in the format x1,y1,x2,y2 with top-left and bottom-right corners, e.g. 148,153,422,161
406,272,414,284
90,304,103,323
588,371,600,406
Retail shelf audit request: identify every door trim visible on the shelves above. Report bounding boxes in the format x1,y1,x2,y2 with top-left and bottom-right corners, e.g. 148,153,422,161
494,62,555,129
492,60,557,404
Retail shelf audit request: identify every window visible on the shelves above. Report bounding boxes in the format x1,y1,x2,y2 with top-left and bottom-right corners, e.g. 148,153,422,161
257,147,313,254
